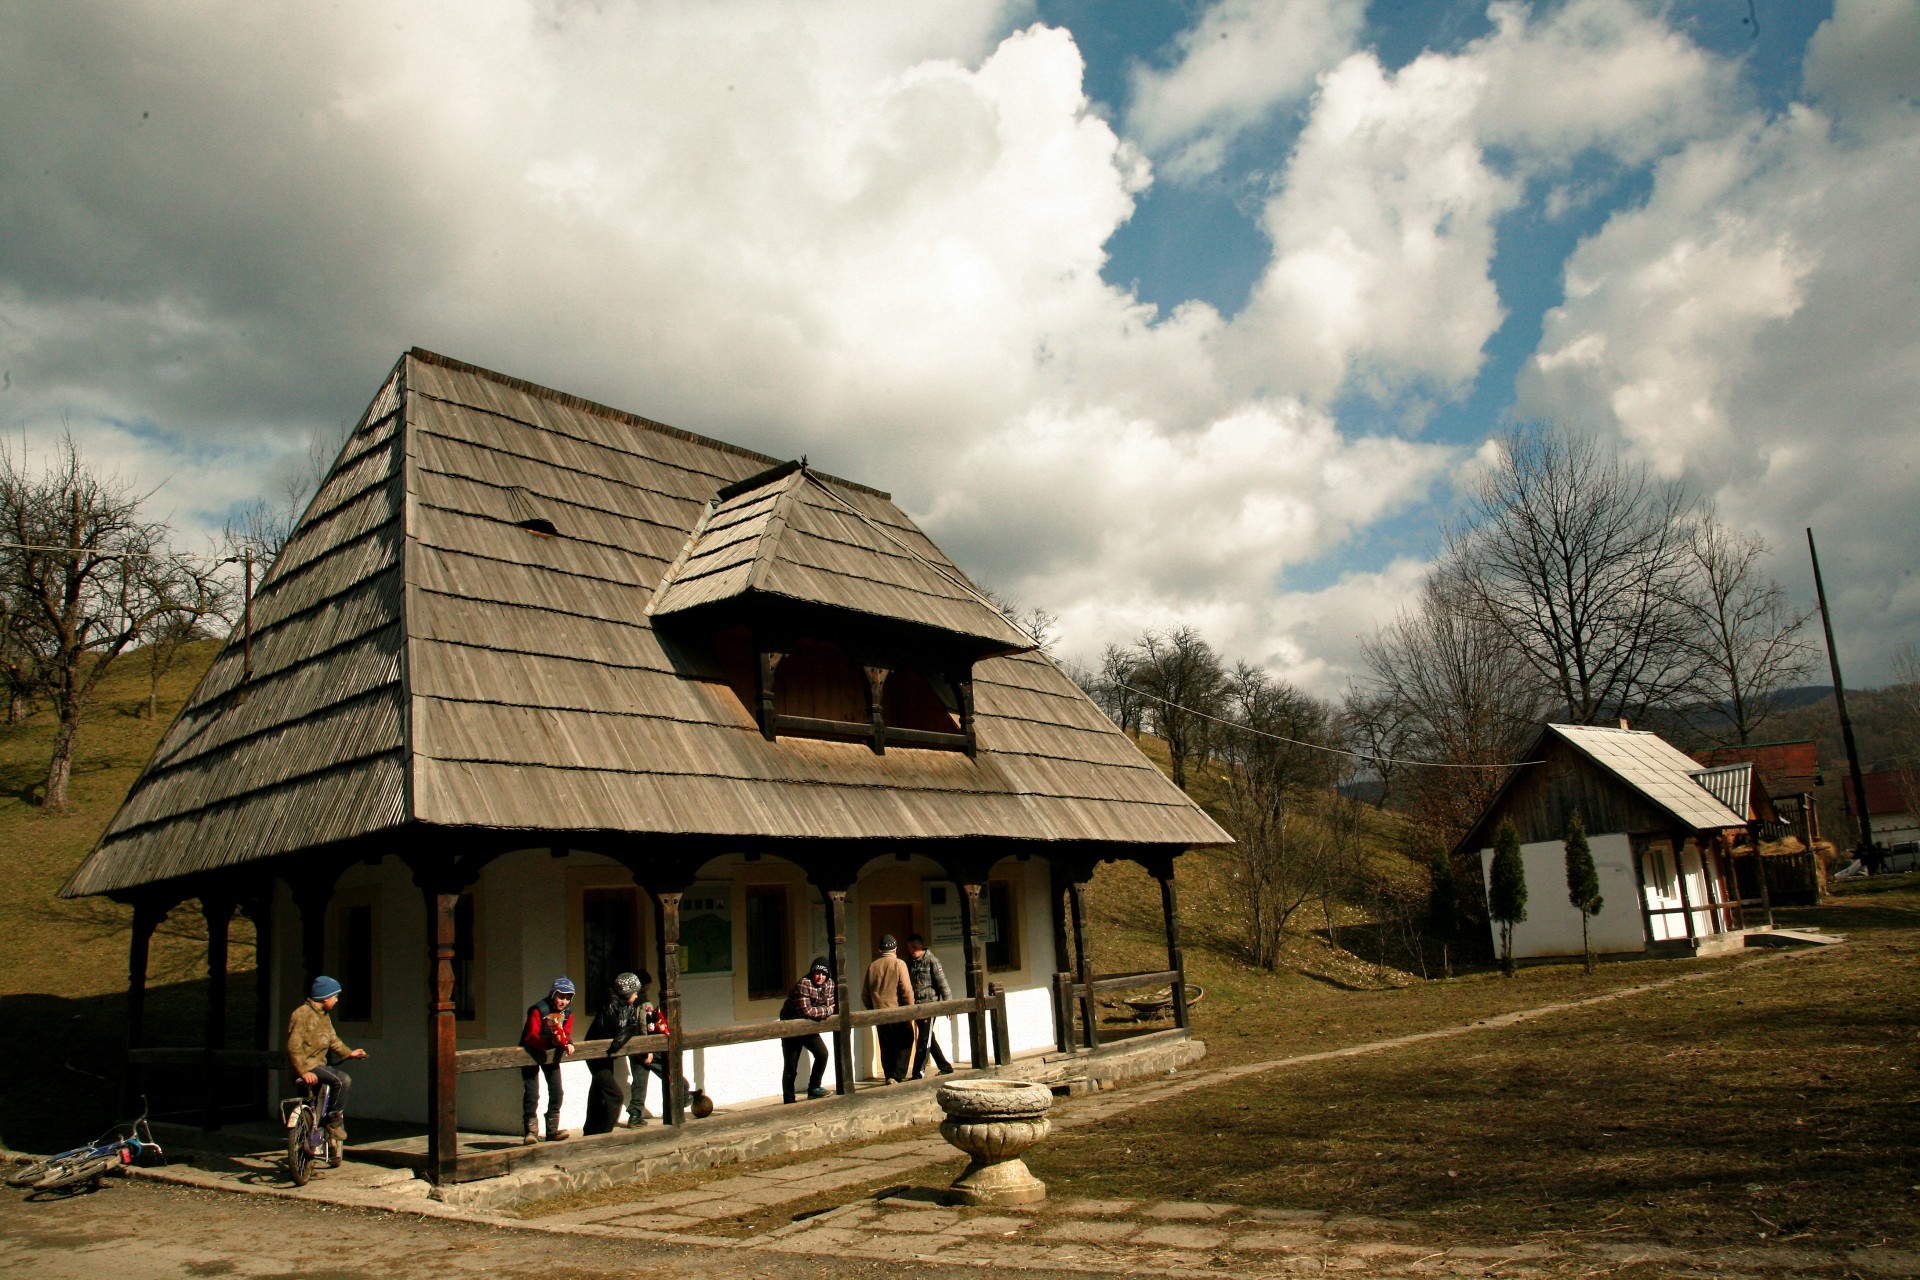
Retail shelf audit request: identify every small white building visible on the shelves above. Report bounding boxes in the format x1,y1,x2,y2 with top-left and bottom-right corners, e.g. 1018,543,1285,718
1458,724,1752,963
64,351,1228,1186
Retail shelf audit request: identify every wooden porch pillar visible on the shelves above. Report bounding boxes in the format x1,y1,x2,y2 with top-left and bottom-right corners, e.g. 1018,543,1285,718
123,898,167,1114
1628,838,1658,948
654,892,686,1125
290,874,334,989
201,896,236,1131
1067,878,1098,1050
956,882,989,1069
821,887,855,1095
1157,864,1190,1032
422,883,460,1187
1674,835,1699,944
243,890,275,1116
1049,862,1074,1053
1750,832,1776,930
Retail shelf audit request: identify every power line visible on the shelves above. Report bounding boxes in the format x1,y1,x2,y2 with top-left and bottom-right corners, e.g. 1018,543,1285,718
802,474,1541,772
0,542,245,565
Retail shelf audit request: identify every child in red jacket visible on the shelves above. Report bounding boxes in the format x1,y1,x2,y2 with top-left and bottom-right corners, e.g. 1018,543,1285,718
521,976,576,1143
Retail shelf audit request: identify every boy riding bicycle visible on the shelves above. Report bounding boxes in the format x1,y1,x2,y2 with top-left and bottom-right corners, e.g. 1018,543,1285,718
286,975,367,1166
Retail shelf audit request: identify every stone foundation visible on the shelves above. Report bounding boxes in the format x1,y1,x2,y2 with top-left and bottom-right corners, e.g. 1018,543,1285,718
437,1031,1204,1212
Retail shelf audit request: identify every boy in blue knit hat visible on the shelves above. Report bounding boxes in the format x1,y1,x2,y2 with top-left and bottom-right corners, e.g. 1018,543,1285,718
286,975,367,1166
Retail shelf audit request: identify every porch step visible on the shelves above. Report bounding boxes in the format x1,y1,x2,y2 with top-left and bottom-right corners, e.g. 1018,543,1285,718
1744,928,1846,948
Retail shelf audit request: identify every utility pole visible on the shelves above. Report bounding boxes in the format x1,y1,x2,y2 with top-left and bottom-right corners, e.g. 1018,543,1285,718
1807,529,1873,855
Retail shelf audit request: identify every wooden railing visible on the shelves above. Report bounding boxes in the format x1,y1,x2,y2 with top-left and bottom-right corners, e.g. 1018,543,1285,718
451,995,1001,1077
1052,968,1183,1052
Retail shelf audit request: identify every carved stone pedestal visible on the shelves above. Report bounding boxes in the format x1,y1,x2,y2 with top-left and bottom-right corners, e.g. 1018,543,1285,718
936,1079,1053,1207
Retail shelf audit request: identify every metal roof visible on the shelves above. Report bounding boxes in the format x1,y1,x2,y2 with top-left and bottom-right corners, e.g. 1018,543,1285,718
1688,762,1754,819
65,350,1227,898
1550,724,1748,831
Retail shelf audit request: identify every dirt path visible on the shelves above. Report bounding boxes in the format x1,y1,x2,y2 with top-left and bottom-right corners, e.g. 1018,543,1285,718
0,1179,1098,1280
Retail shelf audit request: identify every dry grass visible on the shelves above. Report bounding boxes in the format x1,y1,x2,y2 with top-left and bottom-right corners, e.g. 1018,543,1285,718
1030,879,1920,1252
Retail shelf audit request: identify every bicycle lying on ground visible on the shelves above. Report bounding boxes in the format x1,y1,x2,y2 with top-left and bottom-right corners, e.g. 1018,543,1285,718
5,1099,165,1193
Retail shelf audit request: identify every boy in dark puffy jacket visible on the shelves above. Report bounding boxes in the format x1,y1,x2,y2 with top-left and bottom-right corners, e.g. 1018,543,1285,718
584,971,647,1136
520,976,575,1143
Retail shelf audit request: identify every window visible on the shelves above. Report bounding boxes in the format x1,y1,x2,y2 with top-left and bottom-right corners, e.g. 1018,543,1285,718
745,885,791,1000
985,879,1020,973
1646,847,1674,897
582,887,641,1005
339,903,375,1024
452,893,478,1022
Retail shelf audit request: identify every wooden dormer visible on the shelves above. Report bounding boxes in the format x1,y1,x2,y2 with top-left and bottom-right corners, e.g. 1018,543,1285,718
649,460,1035,755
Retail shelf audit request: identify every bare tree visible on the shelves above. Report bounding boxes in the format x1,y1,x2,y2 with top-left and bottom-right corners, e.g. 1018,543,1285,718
1445,426,1698,726
1216,664,1338,968
1340,684,1413,809
222,416,355,573
1671,514,1814,745
0,436,224,807
1077,641,1146,737
1357,571,1552,843
1132,626,1227,791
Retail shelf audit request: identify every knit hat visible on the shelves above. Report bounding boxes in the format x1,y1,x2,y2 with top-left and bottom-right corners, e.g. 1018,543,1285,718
612,972,641,999
879,935,897,952
309,975,342,1001
808,957,831,977
551,976,576,996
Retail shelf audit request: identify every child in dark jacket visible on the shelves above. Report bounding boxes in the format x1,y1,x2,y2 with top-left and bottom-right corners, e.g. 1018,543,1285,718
521,976,576,1144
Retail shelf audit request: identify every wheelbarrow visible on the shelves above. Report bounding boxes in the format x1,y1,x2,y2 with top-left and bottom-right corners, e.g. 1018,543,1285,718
1121,984,1204,1021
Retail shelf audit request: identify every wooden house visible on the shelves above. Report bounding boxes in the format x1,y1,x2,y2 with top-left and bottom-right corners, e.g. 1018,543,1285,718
1456,724,1753,962
62,350,1229,1184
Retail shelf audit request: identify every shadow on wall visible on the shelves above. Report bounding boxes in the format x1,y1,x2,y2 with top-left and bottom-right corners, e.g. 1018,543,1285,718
0,974,261,1156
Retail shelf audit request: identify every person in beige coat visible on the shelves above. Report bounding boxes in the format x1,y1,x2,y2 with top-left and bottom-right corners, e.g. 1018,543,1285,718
861,934,915,1083
286,975,367,1166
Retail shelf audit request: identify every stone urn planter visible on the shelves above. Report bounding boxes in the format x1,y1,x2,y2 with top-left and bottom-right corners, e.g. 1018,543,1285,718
936,1079,1054,1207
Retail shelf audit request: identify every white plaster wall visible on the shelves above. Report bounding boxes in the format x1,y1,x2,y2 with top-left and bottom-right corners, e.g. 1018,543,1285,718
340,848,1069,1132
1480,832,1646,961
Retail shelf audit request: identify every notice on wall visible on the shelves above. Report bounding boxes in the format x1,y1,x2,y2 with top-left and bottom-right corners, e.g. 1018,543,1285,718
679,882,733,975
927,881,963,946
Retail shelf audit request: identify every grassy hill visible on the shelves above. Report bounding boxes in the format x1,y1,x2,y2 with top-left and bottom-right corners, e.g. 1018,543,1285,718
0,639,254,1153
0,639,238,1001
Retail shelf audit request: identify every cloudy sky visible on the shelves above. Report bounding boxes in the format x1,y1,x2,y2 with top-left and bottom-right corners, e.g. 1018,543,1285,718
2,0,1915,692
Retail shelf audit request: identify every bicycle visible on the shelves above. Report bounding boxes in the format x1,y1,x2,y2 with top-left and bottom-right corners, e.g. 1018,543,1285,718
5,1099,165,1194
280,1077,336,1187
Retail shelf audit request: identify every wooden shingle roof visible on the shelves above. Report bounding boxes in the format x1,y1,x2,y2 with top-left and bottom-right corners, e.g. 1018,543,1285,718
650,461,1036,654
65,350,1227,898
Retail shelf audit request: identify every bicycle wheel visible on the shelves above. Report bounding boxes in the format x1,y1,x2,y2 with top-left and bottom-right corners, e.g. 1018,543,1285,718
5,1149,81,1189
34,1151,118,1192
287,1110,313,1187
